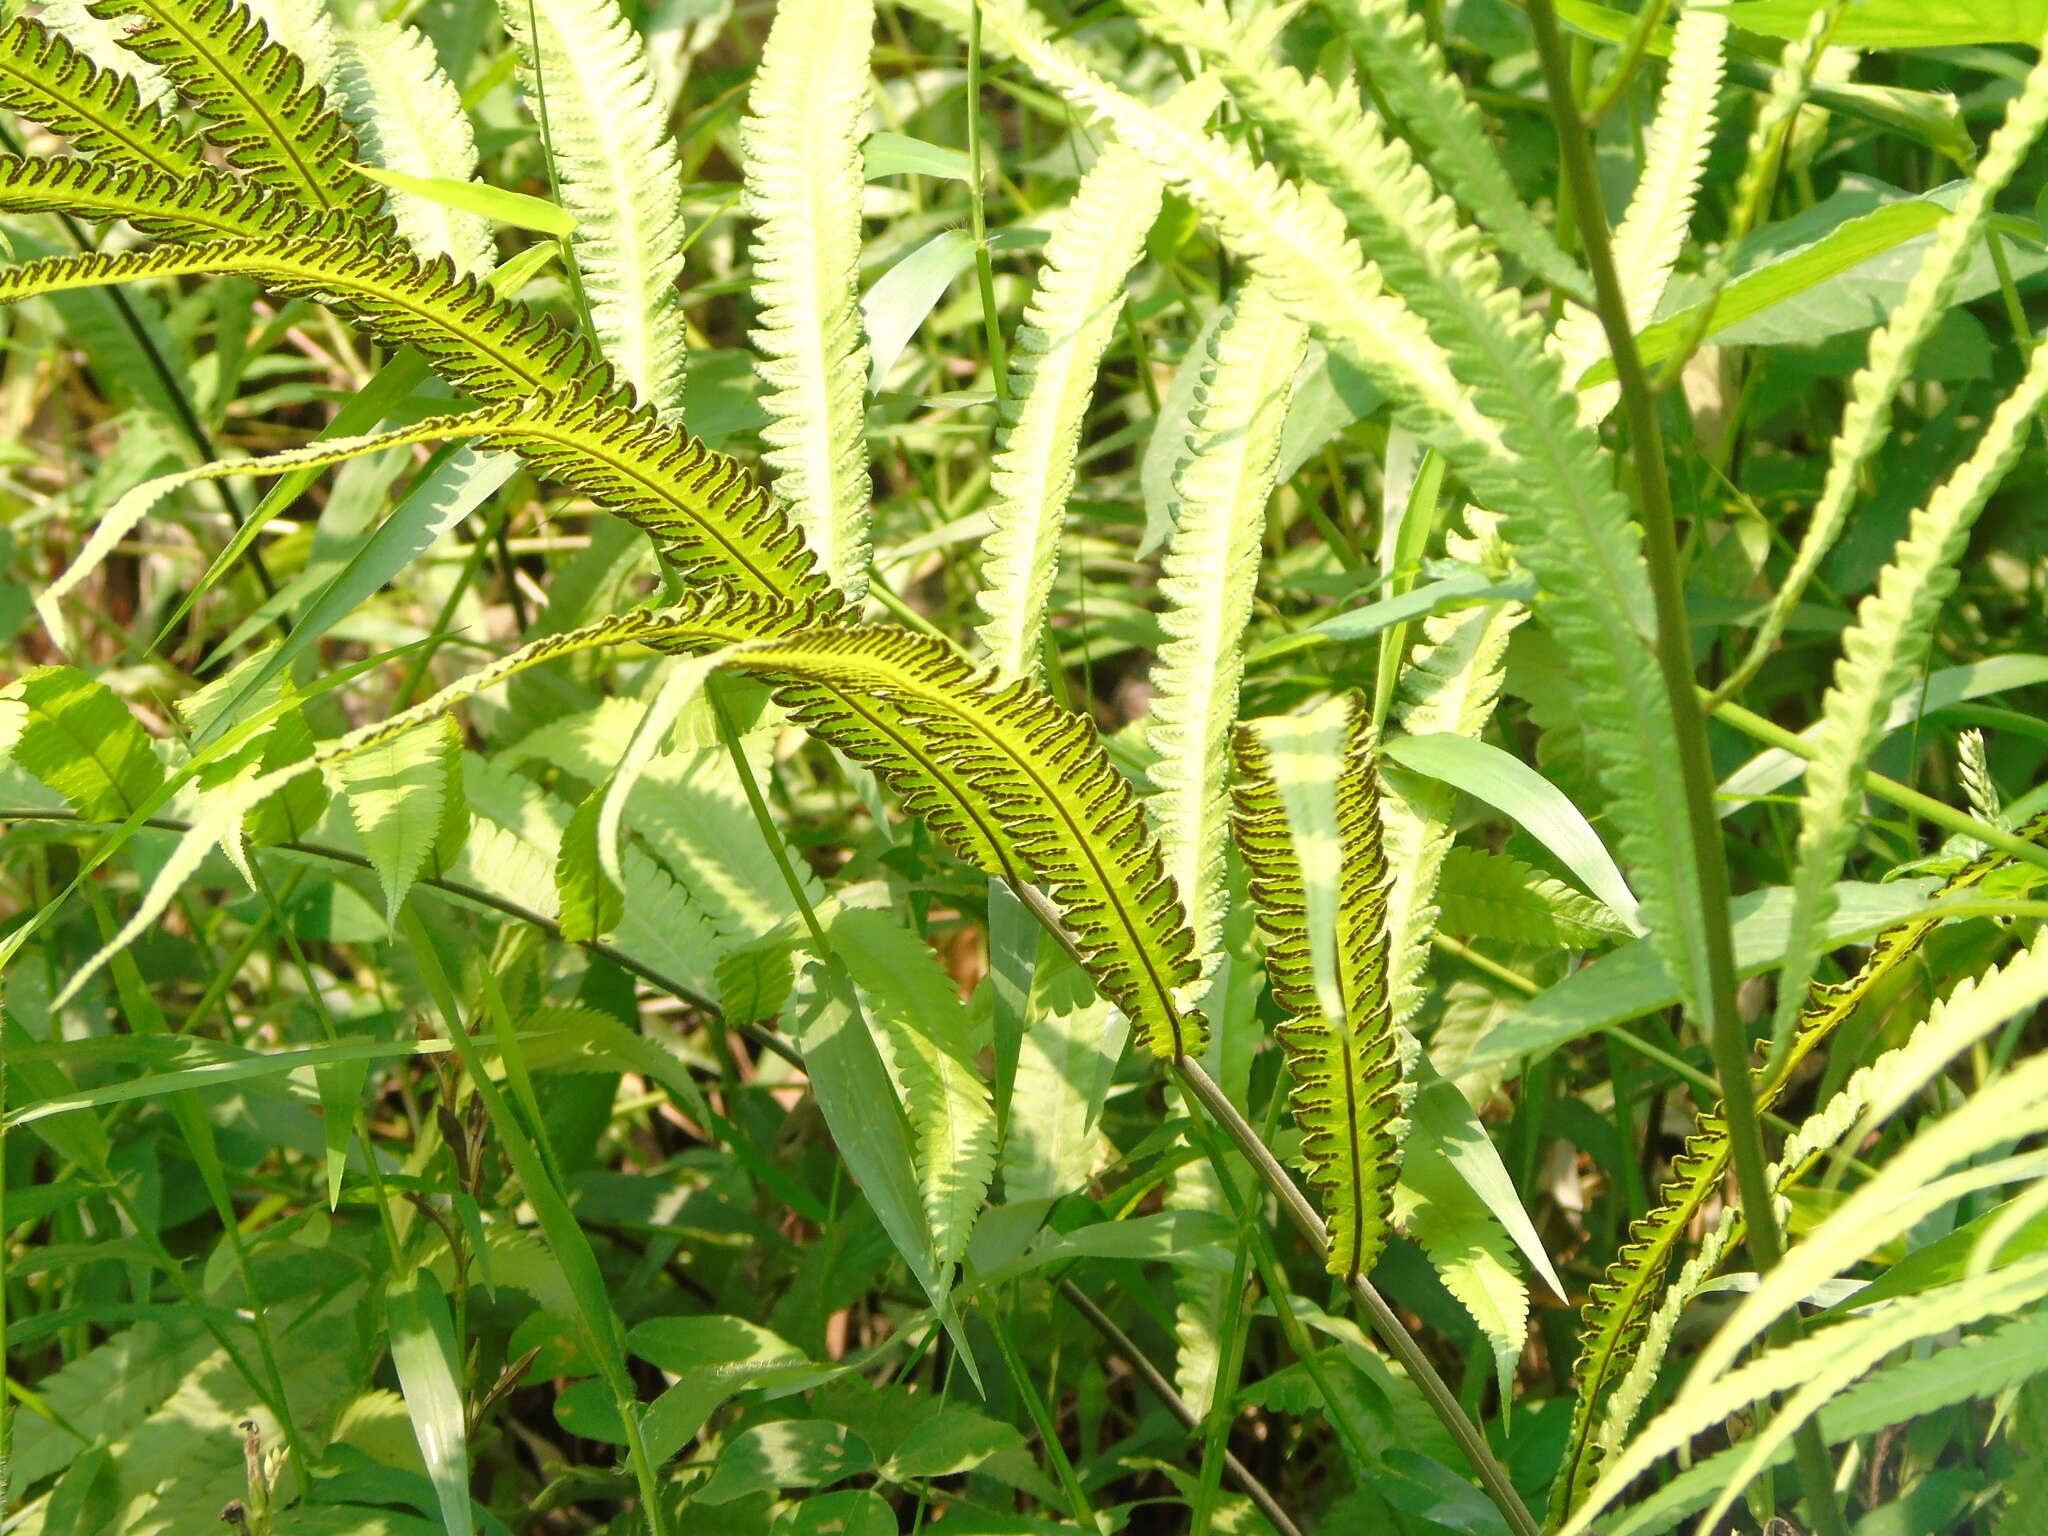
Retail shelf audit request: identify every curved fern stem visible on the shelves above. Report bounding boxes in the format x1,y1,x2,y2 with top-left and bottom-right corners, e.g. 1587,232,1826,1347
1173,1058,1541,1536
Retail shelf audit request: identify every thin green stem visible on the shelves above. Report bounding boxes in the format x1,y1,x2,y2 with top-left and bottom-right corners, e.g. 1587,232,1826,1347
1172,1060,1541,1536
1708,698,2048,878
988,1300,1094,1525
966,2,1010,401
1527,5,1847,1530
1056,1279,1305,1536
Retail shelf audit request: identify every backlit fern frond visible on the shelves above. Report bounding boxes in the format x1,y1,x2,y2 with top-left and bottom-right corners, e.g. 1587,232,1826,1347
1771,315,2048,1051
1319,0,1585,300
1549,810,2048,1521
741,0,876,594
974,79,1219,679
1728,40,2048,685
1563,924,2048,1536
1378,512,1526,1025
1147,282,1306,1013
40,0,173,109
712,625,1206,1060
498,0,690,412
0,239,828,599
1552,0,1728,423
0,17,203,177
1232,695,1402,1277
89,0,389,229
1106,0,1712,1037
334,13,491,271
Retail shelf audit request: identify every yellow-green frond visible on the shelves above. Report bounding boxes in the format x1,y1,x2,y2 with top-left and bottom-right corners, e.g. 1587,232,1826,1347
1232,695,1403,1277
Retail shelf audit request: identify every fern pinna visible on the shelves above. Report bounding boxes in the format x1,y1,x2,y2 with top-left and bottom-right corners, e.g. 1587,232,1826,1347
1232,695,1404,1278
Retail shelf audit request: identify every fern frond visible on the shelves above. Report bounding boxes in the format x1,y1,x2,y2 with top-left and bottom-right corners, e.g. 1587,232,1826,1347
0,17,202,177
1147,283,1307,1010
712,625,1206,1059
40,0,174,109
1434,846,1629,949
0,237,827,597
984,0,1715,1043
740,0,875,594
1570,1255,2048,1536
1319,0,1586,300
1551,0,1728,423
1771,325,2048,1048
1732,45,2048,682
0,155,344,242
497,0,690,411
1564,929,2048,1536
1378,511,1525,1023
0,234,599,397
1549,810,2048,1520
1232,695,1402,1277
333,15,491,271
89,0,389,228
974,79,1219,679
237,0,339,91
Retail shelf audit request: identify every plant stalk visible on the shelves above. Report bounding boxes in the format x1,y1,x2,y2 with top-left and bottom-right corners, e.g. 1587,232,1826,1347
1525,4,1847,1531
1174,1059,1541,1536
1057,1278,1306,1536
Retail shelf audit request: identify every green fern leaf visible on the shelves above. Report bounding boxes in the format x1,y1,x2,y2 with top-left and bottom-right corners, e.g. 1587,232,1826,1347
974,79,1219,679
0,155,348,243
0,242,827,599
0,16,203,176
1772,327,2048,1049
333,715,462,923
708,624,1206,1059
1549,810,2048,1520
1319,0,1586,300
1551,0,1728,422
1148,282,1308,1012
88,0,389,227
717,940,797,1024
2,666,163,820
498,0,690,412
1434,846,1630,949
1002,944,1121,1204
979,0,1717,1044
556,784,624,943
1378,511,1526,1023
40,0,176,109
1576,1257,2048,1536
741,0,876,593
1563,927,2048,1536
1396,1129,1527,1403
333,14,491,271
832,907,997,1275
1232,695,1403,1277
1735,46,2048,679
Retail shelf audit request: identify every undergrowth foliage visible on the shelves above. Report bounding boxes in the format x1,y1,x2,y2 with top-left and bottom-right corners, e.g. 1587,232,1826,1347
4,1,2048,1534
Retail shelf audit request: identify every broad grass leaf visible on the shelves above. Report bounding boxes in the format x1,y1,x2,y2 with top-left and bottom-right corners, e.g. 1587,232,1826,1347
385,1269,474,1536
